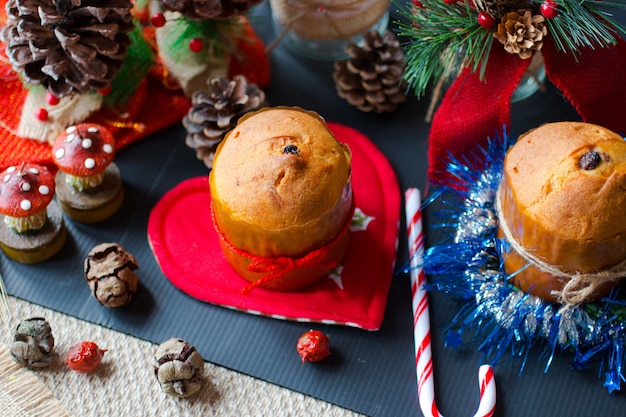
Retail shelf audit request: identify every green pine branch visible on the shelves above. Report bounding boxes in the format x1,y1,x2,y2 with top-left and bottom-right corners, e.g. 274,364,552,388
396,0,492,98
395,0,626,97
541,0,626,56
104,22,155,108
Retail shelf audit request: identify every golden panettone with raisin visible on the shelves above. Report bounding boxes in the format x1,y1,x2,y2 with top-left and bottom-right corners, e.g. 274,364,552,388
209,106,353,291
498,122,626,303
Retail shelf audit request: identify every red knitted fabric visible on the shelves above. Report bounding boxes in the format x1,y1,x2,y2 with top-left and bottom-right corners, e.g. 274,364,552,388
0,74,191,172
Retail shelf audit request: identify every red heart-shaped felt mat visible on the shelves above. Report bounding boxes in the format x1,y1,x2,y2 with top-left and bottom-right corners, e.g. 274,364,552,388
147,123,400,330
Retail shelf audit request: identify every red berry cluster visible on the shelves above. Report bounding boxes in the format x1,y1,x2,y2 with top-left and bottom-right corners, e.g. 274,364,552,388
37,86,111,122
540,0,559,19
150,12,204,53
475,0,559,29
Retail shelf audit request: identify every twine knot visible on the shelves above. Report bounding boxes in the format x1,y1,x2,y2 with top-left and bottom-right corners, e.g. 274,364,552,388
211,201,353,294
496,185,626,308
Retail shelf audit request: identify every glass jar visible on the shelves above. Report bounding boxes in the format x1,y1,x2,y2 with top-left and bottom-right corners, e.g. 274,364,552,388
269,0,390,60
511,52,546,103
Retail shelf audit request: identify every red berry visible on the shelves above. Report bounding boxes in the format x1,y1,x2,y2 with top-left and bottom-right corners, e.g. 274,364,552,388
189,38,204,53
540,1,559,19
477,11,496,29
443,0,457,4
412,0,424,7
66,341,107,373
98,85,112,96
35,107,48,121
297,330,330,363
46,92,60,106
150,12,166,27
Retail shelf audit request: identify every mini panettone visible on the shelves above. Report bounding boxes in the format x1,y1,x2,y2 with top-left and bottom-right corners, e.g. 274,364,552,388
209,106,353,292
498,122,626,304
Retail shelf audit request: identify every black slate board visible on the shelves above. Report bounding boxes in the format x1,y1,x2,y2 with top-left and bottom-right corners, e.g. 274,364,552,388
3,3,626,417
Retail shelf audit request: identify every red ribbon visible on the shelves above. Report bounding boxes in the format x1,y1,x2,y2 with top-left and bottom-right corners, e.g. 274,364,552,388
427,35,626,184
211,201,354,295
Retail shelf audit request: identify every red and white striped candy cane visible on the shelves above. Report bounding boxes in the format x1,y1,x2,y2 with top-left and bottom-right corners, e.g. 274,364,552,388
405,188,496,417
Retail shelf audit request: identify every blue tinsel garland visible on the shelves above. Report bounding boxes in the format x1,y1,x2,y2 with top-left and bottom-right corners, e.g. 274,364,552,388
418,131,626,392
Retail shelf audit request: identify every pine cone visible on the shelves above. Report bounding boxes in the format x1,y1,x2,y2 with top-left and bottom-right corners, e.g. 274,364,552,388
159,0,263,20
333,30,407,114
1,0,134,98
11,317,55,369
183,75,265,168
84,242,140,308
494,9,547,59
153,338,204,398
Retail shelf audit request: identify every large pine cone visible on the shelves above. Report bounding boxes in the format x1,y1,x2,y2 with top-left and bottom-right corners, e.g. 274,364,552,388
159,0,264,20
1,0,134,98
333,30,407,114
183,74,265,168
494,9,547,59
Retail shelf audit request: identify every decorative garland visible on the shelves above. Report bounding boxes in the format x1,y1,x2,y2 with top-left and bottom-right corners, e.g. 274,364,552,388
418,131,626,392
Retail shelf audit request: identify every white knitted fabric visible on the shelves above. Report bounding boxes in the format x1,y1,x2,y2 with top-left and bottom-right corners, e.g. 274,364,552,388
5,296,364,417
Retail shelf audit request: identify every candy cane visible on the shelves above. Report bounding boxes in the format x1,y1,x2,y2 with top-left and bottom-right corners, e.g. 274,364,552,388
405,188,496,417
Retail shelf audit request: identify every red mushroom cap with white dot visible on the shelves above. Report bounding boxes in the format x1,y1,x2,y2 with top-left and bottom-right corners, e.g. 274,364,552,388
52,123,115,177
0,163,55,218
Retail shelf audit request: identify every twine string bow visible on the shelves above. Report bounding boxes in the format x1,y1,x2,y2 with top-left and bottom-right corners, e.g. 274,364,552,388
211,201,354,295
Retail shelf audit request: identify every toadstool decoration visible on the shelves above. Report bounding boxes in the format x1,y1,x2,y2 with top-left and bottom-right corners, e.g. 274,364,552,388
52,123,124,223
0,163,67,263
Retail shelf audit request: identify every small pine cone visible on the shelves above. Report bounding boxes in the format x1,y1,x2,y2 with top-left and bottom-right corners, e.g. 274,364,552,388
84,243,140,308
183,75,265,168
494,9,547,59
0,0,134,98
154,338,204,398
11,317,55,369
333,30,407,114
159,0,263,20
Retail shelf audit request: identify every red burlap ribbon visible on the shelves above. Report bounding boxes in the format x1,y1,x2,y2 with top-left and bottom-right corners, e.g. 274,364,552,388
211,201,354,295
428,35,626,184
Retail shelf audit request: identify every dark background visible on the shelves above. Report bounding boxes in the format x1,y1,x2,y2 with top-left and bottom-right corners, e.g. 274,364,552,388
3,2,626,416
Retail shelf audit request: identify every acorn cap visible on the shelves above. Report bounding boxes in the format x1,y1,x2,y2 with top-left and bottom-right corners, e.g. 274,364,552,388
52,124,115,177
0,163,55,218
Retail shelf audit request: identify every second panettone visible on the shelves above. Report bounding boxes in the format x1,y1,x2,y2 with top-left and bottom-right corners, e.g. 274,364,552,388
209,106,353,291
498,122,626,303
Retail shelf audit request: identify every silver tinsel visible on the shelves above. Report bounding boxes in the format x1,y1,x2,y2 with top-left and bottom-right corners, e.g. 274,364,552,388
420,132,626,392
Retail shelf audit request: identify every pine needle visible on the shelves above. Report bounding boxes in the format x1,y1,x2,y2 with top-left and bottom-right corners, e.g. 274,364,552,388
103,22,156,108
394,0,626,96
